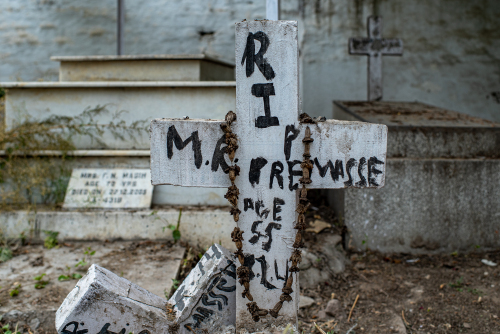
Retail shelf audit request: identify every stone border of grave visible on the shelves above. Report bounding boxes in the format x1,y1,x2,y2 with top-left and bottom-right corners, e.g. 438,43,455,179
51,54,235,67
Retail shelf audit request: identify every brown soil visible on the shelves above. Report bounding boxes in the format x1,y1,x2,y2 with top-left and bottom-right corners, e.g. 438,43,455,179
298,250,500,334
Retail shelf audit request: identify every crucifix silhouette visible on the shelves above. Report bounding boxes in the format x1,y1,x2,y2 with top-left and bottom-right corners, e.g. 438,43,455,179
349,16,403,101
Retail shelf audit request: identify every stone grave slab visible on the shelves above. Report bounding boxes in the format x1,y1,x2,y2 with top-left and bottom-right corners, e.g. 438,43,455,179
0,241,184,333
55,265,173,334
168,244,237,333
332,101,500,254
63,168,153,209
51,54,235,82
54,244,237,334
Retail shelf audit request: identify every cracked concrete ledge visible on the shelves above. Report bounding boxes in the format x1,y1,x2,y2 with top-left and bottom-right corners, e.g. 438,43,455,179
2,208,237,251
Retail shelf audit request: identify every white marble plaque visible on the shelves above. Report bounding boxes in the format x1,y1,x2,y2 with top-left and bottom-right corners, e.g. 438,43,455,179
63,168,153,209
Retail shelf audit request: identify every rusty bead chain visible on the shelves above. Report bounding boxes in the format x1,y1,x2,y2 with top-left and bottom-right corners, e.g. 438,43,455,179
225,111,315,322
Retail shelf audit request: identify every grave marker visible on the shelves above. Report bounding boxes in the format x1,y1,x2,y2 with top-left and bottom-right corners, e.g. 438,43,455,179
56,245,238,334
56,265,173,334
63,168,153,209
349,16,403,101
151,20,388,332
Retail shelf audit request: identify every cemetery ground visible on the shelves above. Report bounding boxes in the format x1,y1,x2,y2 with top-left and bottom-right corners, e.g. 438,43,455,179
0,194,498,334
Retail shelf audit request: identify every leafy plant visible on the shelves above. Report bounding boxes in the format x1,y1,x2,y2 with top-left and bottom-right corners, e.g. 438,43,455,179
43,230,59,249
171,279,180,290
34,273,49,289
1,323,21,334
9,284,20,297
75,247,96,268
449,277,464,291
0,105,146,210
467,288,483,295
58,265,83,281
0,247,12,263
160,208,182,243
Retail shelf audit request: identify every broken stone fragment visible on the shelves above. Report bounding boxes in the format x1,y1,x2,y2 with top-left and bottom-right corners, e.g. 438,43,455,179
168,244,237,333
55,264,173,334
56,244,238,334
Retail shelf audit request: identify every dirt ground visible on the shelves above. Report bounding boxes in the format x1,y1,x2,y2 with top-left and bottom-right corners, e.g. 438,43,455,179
296,191,500,334
1,241,499,334
298,249,500,334
1,190,499,334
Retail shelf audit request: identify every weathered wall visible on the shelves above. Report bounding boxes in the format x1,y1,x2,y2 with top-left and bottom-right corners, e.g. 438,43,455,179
0,0,499,121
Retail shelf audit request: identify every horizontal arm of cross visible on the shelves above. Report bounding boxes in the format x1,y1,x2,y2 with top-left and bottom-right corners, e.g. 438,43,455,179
349,38,403,56
150,117,388,190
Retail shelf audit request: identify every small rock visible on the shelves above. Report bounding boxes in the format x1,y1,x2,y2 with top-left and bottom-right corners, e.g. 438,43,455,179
387,313,406,334
463,323,471,328
3,310,23,320
324,299,341,317
29,318,40,330
354,262,366,270
298,267,330,290
481,259,497,267
305,220,331,234
299,295,315,308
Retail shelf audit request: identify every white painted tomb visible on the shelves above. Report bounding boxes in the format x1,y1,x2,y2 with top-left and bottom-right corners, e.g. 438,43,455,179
150,20,388,332
52,54,235,82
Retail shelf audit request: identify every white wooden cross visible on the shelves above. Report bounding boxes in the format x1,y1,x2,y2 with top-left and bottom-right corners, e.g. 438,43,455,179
349,16,403,101
151,20,387,332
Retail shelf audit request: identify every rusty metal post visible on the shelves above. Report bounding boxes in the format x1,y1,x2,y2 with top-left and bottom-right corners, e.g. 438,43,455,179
117,0,125,55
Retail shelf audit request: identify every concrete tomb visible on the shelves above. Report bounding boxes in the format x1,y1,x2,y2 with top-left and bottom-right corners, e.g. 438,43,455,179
349,16,403,101
0,53,235,208
56,244,237,334
332,101,500,254
150,20,388,332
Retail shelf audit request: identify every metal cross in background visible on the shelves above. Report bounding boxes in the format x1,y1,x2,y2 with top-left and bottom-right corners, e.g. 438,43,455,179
117,0,125,55
349,16,403,101
266,0,280,20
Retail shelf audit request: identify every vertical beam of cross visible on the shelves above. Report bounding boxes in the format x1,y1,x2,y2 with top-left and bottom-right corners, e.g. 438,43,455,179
117,0,125,55
349,16,403,101
266,0,280,20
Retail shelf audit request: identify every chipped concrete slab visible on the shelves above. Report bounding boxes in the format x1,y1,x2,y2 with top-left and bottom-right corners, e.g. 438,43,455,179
55,265,173,334
169,244,236,333
0,241,184,333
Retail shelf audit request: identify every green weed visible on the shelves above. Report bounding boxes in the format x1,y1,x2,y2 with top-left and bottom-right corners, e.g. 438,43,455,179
159,208,182,243
1,323,21,334
9,284,20,297
0,105,146,210
34,273,49,289
75,247,96,268
449,277,464,292
43,230,59,249
58,265,83,281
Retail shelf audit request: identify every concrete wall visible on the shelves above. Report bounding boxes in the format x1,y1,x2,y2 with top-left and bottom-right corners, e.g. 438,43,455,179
0,0,499,122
